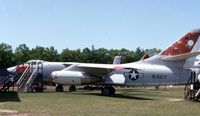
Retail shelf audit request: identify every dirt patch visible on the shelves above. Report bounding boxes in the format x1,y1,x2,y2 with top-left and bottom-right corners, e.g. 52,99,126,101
0,109,18,113
0,109,29,116
12,113,29,116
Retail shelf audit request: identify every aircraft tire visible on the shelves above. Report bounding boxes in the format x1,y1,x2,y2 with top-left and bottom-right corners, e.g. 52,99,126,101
56,84,64,92
109,87,115,95
69,85,76,92
101,87,111,96
155,85,159,90
35,87,43,92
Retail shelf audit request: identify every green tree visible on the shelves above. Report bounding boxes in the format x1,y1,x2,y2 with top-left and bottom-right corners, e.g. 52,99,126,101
82,48,92,63
90,45,97,63
29,46,46,60
81,45,98,63
14,44,30,64
0,42,163,67
71,49,82,62
60,49,82,62
44,47,59,61
0,43,13,68
118,48,134,63
96,48,112,64
145,48,162,54
133,47,145,61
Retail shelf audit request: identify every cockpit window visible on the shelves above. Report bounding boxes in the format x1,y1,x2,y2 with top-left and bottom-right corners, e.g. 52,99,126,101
31,62,37,65
24,60,46,65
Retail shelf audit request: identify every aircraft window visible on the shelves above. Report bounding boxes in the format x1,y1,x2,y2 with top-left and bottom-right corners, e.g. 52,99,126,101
31,62,37,65
148,52,157,57
23,60,45,65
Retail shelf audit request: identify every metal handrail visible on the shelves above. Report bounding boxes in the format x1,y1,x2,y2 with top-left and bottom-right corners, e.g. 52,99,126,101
26,65,38,85
16,66,30,85
184,72,195,90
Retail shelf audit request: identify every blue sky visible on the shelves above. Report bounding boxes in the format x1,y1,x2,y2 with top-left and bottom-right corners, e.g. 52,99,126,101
0,0,200,52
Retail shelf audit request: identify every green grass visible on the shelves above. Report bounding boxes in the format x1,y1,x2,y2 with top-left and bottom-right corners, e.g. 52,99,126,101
0,87,200,116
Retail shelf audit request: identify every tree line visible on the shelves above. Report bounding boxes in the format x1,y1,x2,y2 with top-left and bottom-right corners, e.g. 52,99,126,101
0,43,161,68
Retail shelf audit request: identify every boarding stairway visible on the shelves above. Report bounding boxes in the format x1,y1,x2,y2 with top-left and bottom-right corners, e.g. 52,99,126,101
0,75,12,92
0,68,22,92
184,72,200,101
17,61,43,92
0,74,21,92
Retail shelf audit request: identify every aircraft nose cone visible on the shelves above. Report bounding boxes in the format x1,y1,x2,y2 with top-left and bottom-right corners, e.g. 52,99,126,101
7,66,16,74
51,71,58,80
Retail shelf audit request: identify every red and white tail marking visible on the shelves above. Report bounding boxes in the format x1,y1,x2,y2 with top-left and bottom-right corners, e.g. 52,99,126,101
160,29,200,56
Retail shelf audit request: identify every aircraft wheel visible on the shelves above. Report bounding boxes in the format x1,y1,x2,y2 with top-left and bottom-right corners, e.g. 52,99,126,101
101,87,111,96
69,85,76,92
155,85,159,90
109,87,115,95
56,84,64,92
35,87,43,92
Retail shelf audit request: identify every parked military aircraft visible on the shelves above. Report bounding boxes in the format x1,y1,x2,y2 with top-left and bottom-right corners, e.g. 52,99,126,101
6,56,121,92
51,29,200,95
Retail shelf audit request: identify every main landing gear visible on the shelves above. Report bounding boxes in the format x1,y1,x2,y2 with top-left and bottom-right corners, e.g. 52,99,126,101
69,85,76,92
56,84,77,92
56,84,64,92
101,86,115,96
56,84,115,95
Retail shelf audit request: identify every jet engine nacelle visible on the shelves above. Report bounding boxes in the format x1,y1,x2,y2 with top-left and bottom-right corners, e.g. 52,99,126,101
51,71,101,85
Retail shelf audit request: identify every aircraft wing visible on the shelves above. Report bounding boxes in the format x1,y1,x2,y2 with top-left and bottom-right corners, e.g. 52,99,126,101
70,63,136,77
61,55,122,69
62,62,80,67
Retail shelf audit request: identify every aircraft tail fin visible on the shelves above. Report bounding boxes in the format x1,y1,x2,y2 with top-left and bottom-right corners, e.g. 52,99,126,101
160,29,200,56
145,29,200,67
113,56,122,64
159,29,200,68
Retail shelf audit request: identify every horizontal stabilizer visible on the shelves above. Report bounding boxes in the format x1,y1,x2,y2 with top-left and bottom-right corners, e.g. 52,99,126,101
162,52,200,61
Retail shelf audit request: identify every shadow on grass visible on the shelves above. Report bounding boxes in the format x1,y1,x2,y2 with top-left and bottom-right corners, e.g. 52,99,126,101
75,92,155,100
78,88,164,94
0,91,20,102
118,89,163,94
105,94,155,100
